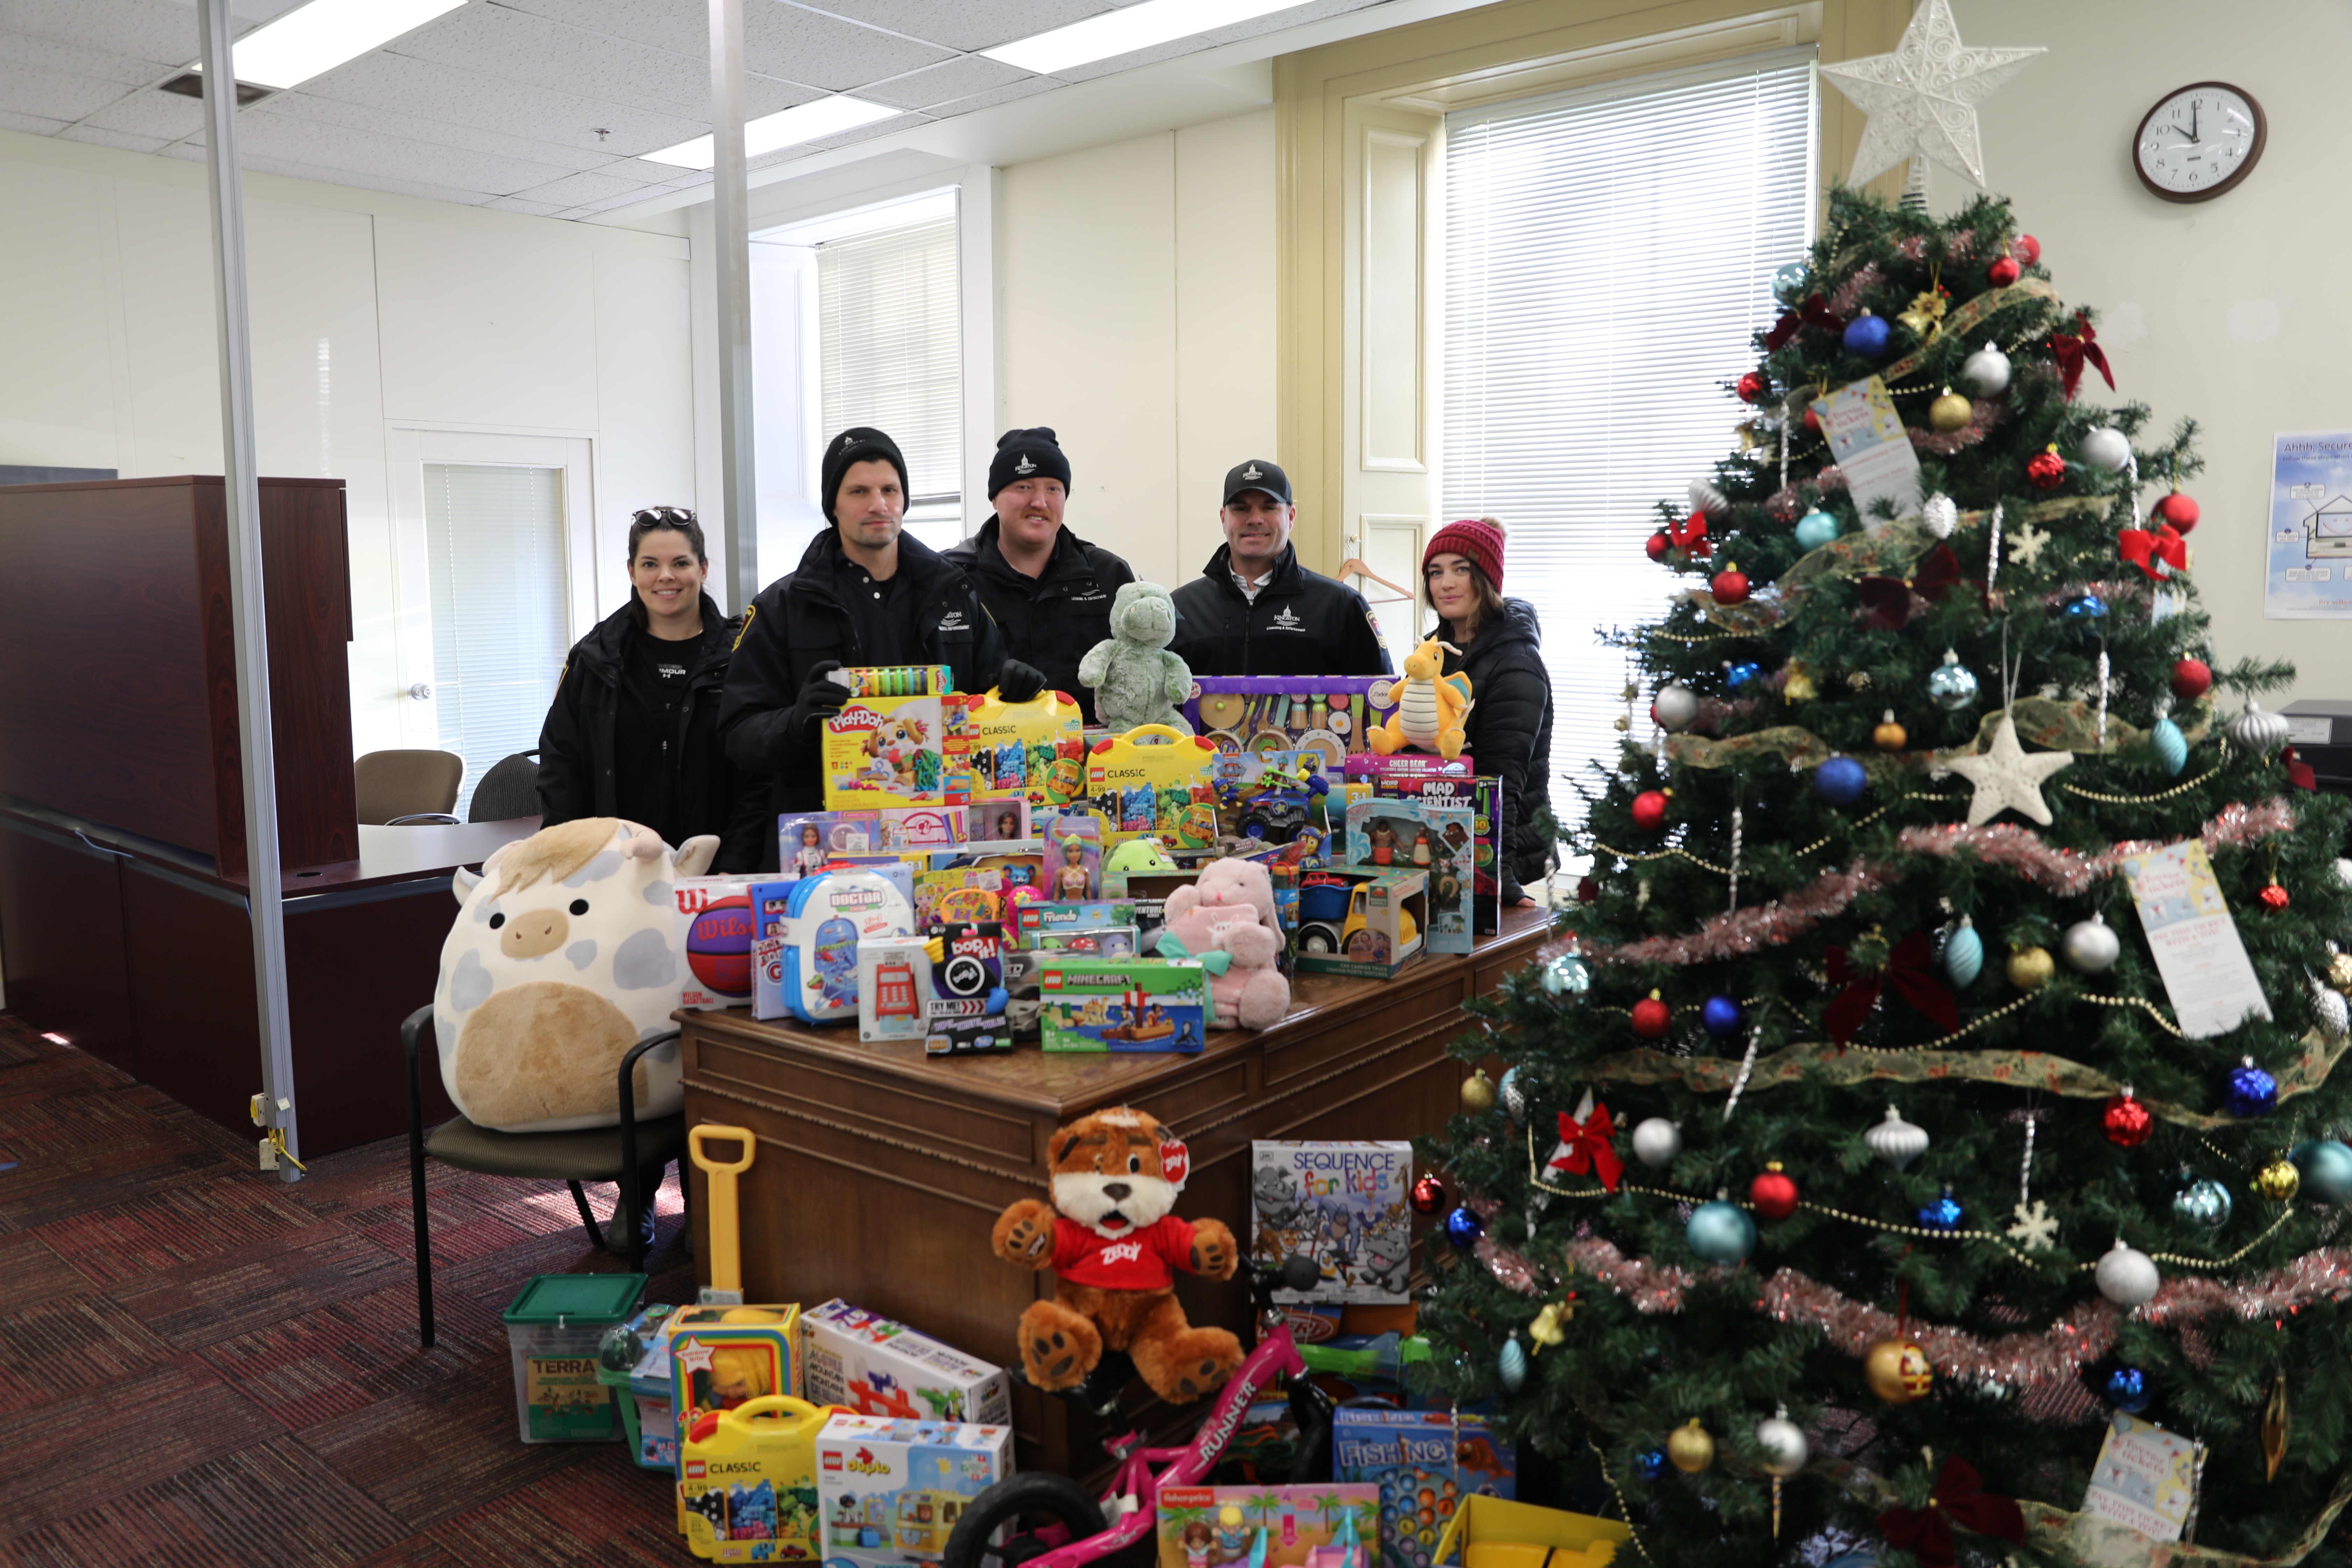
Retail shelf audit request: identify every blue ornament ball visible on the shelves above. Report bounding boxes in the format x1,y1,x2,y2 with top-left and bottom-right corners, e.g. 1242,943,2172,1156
1772,261,1807,303
1927,657,1980,712
1727,661,1764,690
1498,1336,1529,1393
1794,510,1840,551
1941,919,1984,988
1702,995,1743,1038
2150,716,2189,777
1633,1450,1668,1484
2294,1139,2352,1203
2105,1366,2151,1415
2063,595,2110,641
1917,1188,1965,1231
1445,1206,1485,1248
2227,1059,2279,1119
2173,1175,2232,1229
1842,312,1891,358
1814,756,1868,806
1686,1199,1757,1265
1542,953,1592,998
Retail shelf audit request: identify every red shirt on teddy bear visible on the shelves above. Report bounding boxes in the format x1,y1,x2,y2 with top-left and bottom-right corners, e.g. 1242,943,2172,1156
1050,1214,1199,1291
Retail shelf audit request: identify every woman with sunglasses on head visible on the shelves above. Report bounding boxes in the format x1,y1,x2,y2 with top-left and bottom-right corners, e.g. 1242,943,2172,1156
1421,519,1555,907
537,506,769,872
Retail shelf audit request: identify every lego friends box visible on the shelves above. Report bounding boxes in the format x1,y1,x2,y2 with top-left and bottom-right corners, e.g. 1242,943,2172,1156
1155,1485,1380,1568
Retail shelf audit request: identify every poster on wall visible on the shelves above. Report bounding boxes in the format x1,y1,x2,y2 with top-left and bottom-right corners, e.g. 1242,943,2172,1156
2264,432,2352,619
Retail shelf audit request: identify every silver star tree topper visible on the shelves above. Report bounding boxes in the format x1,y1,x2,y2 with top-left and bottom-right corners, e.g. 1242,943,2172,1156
1819,0,2045,188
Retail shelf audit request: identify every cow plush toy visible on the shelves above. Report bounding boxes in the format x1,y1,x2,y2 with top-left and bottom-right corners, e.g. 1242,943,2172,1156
990,1106,1242,1403
434,817,717,1133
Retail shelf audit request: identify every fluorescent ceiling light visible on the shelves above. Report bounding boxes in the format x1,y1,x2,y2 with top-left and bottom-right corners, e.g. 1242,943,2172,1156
983,0,1301,75
640,96,901,170
193,0,469,91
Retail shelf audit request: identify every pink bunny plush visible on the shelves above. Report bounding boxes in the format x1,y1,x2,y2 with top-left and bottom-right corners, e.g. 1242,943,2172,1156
1160,858,1291,1031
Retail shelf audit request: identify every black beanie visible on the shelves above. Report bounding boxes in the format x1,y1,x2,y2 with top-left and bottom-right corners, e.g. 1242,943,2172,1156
820,426,910,524
987,427,1071,499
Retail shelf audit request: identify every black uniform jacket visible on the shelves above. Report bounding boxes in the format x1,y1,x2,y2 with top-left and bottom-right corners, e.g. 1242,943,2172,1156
1440,597,1556,900
943,520,1135,723
1167,543,1395,679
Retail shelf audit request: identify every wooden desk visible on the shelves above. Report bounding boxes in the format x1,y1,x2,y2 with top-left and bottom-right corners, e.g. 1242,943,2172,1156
678,906,1550,1473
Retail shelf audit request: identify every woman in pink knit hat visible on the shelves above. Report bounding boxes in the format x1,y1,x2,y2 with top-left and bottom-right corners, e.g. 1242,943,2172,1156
1422,518,1554,905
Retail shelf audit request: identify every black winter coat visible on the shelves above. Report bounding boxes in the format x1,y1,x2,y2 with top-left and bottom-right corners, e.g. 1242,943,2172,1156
536,594,771,873
718,528,1008,869
1168,544,1395,678
942,520,1135,724
1439,598,1555,901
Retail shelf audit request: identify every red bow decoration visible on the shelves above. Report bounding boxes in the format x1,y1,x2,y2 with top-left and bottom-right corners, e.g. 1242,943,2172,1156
1856,545,1963,629
1765,294,1847,351
1875,1457,2025,1568
1549,1103,1625,1194
1665,512,1712,559
2118,524,2188,581
1824,931,1959,1046
2049,313,2115,400
2284,745,2318,792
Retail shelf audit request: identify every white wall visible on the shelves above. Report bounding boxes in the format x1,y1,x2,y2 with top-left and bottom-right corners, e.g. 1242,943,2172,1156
997,111,1276,590
0,130,696,760
1921,0,2352,705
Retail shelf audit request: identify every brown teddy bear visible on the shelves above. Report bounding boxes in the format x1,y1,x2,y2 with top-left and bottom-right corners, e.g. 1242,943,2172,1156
990,1106,1242,1403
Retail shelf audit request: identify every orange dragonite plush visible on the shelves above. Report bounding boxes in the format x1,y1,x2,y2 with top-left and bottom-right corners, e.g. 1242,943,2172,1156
990,1106,1242,1403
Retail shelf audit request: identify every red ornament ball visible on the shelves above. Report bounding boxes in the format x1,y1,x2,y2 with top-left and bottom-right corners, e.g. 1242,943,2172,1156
1410,1171,1447,1215
1711,568,1751,605
2026,448,2067,490
1631,994,1672,1039
2102,1090,2154,1149
2013,233,2041,266
1988,256,2022,287
2170,658,2214,701
1737,370,1766,404
2260,882,2291,911
1750,1162,1800,1222
1803,404,1822,434
1575,876,1600,904
1646,531,1671,562
1630,789,1671,832
2156,491,2201,532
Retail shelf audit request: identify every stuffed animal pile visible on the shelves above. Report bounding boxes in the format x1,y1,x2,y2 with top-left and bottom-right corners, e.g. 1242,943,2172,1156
1079,581,1194,734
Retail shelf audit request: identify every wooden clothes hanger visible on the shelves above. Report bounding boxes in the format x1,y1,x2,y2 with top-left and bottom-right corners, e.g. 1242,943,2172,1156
1337,556,1416,605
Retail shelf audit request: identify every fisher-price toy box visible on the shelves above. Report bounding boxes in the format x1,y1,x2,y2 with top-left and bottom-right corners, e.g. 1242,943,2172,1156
1153,1484,1382,1568
802,1300,1013,1427
821,666,975,811
1343,798,1472,955
1038,958,1209,1053
817,1413,1015,1568
965,687,1088,807
750,871,915,1023
1332,1407,1515,1568
668,1303,807,1466
1183,677,1407,770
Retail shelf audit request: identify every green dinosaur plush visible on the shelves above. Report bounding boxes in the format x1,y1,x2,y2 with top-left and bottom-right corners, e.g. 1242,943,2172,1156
1077,581,1194,735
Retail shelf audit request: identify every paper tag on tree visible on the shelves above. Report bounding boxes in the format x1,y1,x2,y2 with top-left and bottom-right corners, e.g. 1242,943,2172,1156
2077,1414,2200,1551
1819,375,1923,524
2118,840,2272,1037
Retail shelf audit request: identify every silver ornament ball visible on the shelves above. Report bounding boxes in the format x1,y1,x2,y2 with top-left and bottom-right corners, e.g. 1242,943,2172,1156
2095,1240,2161,1307
1500,1066,1528,1124
1631,1116,1682,1169
1754,1410,1808,1477
2228,704,2290,757
1866,1106,1930,1172
2063,915,2122,974
1654,682,1701,733
2173,1176,2232,1229
2313,979,2351,1042
1960,341,2012,397
1923,492,1958,540
1926,653,1980,712
2079,426,2132,473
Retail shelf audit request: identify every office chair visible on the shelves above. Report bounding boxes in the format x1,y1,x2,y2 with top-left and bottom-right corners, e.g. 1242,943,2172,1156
469,750,542,822
357,749,465,826
401,1006,688,1349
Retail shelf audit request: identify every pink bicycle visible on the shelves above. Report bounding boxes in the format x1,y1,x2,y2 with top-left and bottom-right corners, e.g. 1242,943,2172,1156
942,1258,1323,1568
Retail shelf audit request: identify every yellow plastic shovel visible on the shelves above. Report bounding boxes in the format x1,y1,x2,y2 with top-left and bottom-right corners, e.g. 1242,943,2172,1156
688,1123,755,1306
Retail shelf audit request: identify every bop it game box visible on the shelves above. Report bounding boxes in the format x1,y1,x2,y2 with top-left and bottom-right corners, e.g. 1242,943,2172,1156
751,870,915,1023
801,1300,1012,1427
1251,1142,1413,1304
1331,1408,1515,1568
817,1413,1015,1568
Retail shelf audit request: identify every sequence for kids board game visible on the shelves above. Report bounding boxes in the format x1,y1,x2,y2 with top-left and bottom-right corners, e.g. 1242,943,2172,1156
1249,1142,1413,1305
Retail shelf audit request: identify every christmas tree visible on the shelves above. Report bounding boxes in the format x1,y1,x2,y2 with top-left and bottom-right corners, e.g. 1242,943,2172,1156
1419,187,2352,1568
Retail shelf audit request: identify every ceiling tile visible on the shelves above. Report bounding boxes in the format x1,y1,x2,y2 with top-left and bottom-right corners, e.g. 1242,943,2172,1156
500,167,665,208
856,53,1031,111
922,76,1060,119
0,28,172,87
486,0,704,59
486,194,570,215
803,0,1111,54
385,2,814,120
0,106,69,137
235,152,493,207
5,0,216,70
80,87,209,142
233,107,582,195
293,50,711,160
254,90,616,173
743,3,953,93
0,56,145,122
58,124,171,154
1054,0,1384,82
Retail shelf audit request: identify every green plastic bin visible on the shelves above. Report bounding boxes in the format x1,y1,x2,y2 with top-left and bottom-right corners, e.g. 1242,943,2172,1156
500,1272,646,1443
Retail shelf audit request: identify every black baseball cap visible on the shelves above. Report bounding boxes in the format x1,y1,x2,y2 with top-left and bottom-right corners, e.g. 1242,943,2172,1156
1221,458,1291,507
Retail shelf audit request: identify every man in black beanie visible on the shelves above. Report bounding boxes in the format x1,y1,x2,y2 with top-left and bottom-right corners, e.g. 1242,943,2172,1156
944,427,1135,723
720,425,1045,869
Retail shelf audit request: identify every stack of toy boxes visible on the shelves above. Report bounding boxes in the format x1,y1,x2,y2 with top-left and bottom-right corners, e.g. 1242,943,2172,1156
1332,1407,1516,1568
1343,756,1502,935
801,1300,1013,1426
821,666,974,810
817,1414,1015,1568
748,869,916,1023
1343,797,1473,954
677,1392,834,1563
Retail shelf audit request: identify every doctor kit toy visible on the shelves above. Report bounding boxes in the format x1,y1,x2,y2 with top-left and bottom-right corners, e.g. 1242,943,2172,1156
751,869,915,1023
802,1299,1013,1427
818,1413,1016,1568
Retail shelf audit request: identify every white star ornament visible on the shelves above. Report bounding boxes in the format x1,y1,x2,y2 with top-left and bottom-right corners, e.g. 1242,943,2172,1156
1946,710,2072,827
1820,0,2046,187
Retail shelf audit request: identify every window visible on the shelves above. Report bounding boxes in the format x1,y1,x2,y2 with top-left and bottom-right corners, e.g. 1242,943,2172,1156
1440,56,1815,860
422,462,569,814
819,212,961,548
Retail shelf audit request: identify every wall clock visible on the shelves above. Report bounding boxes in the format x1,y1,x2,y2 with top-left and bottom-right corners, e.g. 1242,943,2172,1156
2133,82,2265,202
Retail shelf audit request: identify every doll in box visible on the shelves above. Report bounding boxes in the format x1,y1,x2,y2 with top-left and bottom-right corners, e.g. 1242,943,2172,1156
1053,839,1095,900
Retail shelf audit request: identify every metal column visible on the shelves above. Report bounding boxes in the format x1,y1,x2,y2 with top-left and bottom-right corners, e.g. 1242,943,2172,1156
196,0,300,1181
710,0,759,611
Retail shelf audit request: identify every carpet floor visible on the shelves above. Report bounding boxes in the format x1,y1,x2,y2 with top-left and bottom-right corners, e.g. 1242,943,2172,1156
0,1010,706,1566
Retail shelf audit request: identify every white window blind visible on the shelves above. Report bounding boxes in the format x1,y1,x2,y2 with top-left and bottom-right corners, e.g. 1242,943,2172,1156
423,462,569,815
819,214,960,543
1441,56,1815,860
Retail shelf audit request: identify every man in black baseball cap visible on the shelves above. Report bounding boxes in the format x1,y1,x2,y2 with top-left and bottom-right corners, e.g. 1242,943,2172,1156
1168,457,1392,678
720,425,1045,868
945,427,1135,723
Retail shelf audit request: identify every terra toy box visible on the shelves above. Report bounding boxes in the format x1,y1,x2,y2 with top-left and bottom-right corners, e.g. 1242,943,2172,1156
754,870,916,1023
1038,958,1209,1052
820,666,974,810
817,1412,1016,1568
801,1299,1013,1426
1333,1407,1516,1568
1344,798,1471,955
678,1395,834,1563
500,1270,645,1443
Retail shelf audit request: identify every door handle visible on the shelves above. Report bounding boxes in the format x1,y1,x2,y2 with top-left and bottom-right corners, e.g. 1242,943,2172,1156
407,682,433,701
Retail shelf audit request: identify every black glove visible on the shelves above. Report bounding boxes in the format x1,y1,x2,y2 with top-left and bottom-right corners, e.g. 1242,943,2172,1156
997,658,1046,704
788,660,849,742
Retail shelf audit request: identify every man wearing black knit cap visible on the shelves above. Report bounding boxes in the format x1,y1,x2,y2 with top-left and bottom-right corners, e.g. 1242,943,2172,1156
720,425,1045,869
945,427,1135,723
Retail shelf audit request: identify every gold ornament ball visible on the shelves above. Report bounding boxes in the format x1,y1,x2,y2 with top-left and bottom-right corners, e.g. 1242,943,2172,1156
2007,946,2056,991
1784,669,1818,703
2329,951,2352,994
1864,1337,1935,1404
1872,710,1908,752
2256,1156,2302,1202
1461,1069,1498,1113
1666,1418,1716,1474
1928,387,1974,434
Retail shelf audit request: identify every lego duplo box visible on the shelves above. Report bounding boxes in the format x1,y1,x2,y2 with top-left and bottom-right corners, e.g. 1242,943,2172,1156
1344,798,1473,955
821,669,974,810
1333,1408,1517,1568
801,1300,1013,1426
817,1413,1015,1568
